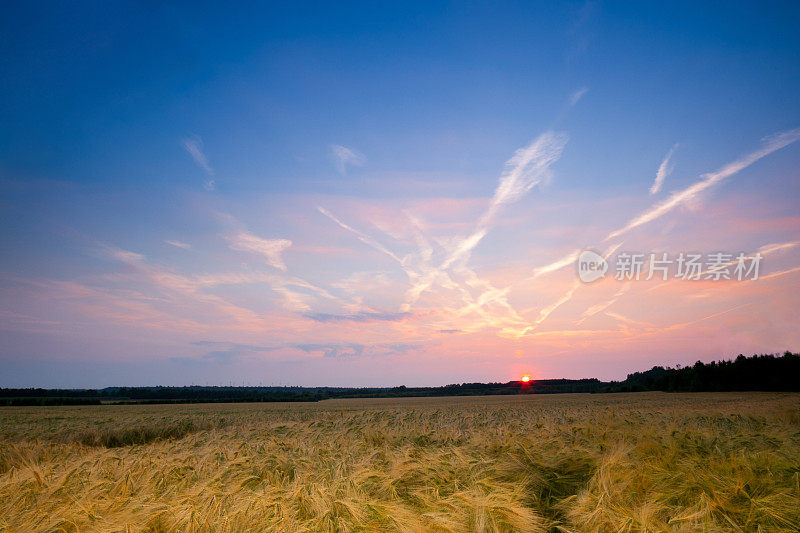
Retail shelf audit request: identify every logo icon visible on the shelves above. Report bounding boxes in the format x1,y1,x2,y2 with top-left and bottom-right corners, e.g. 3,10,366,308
577,249,607,283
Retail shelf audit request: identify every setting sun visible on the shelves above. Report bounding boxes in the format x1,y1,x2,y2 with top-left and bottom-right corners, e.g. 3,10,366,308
521,375,531,382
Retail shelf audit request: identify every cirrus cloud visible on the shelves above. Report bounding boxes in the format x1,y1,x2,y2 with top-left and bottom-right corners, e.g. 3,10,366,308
331,144,366,175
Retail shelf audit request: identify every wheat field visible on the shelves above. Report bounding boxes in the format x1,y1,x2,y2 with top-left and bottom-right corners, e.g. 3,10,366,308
0,392,798,532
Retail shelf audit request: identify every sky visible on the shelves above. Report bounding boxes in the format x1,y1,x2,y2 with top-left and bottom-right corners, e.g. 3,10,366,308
1,2,799,387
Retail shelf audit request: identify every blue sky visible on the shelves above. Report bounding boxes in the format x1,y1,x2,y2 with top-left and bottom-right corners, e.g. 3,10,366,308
1,2,799,387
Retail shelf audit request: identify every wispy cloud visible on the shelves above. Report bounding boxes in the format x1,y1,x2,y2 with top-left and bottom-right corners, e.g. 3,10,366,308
293,342,420,358
607,127,800,240
181,136,215,191
83,245,265,330
535,281,580,327
303,311,410,323
192,341,280,363
397,132,569,333
318,132,569,337
757,241,799,255
98,241,331,326
665,303,753,331
331,144,366,175
568,87,588,107
214,213,343,311
520,242,621,335
531,250,580,279
694,241,799,279
294,343,364,358
481,132,569,227
650,143,678,195
566,1,600,61
760,265,800,280
525,129,799,281
528,242,621,298
226,231,292,271
317,207,402,263
413,132,568,306
604,311,653,329
579,285,630,324
165,240,192,249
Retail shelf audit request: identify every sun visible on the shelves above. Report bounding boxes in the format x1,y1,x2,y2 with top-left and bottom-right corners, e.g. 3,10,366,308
521,375,531,382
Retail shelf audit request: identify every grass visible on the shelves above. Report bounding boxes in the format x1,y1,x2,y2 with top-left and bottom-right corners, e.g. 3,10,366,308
0,392,798,531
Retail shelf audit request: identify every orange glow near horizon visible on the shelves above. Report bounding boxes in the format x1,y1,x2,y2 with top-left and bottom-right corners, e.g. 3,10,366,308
521,375,531,382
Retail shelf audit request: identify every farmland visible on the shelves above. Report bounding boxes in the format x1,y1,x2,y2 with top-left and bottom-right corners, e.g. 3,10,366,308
1,392,799,531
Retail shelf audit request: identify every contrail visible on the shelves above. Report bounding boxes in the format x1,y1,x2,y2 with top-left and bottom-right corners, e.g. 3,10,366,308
520,242,622,335
607,128,800,240
527,128,800,279
759,265,800,280
579,284,630,324
407,132,568,306
650,143,678,195
317,206,403,264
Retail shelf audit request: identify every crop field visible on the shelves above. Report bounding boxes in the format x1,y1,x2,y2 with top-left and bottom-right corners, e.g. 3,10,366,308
1,392,799,532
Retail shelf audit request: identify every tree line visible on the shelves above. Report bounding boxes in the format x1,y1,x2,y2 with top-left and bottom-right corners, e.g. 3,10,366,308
603,351,799,392
1,352,797,405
